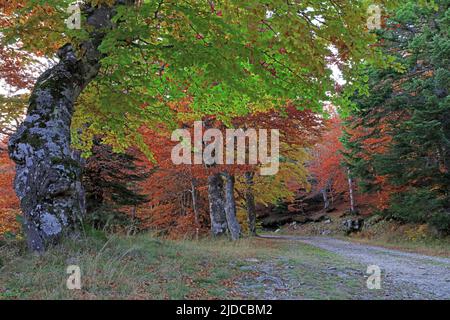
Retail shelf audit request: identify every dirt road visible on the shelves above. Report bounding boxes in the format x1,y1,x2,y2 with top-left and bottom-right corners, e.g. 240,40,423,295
258,235,450,299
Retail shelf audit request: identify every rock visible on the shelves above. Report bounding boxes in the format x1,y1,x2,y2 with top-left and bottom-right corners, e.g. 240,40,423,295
342,218,364,234
327,266,337,271
324,219,332,224
287,190,326,214
240,266,255,271
312,214,328,222
293,216,312,224
261,215,293,228
289,222,298,230
256,275,285,288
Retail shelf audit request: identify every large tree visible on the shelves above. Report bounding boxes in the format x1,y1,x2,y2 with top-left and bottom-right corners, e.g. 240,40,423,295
2,0,388,250
343,0,450,233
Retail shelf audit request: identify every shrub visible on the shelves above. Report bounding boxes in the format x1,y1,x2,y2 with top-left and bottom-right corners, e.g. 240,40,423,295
385,188,445,224
429,211,450,236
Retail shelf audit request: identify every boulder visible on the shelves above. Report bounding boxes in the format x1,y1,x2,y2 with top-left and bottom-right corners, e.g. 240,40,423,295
312,214,328,223
342,218,364,234
261,214,293,228
292,216,312,224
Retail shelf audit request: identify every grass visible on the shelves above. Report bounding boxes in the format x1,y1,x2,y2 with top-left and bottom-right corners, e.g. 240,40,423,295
0,233,254,300
0,232,411,300
342,234,450,258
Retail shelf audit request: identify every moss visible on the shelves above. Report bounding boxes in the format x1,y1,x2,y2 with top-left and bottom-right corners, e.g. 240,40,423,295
28,72,72,113
19,131,44,149
51,157,81,169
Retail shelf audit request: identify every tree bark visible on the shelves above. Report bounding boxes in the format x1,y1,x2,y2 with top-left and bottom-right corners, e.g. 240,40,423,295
222,172,241,240
207,173,228,237
191,178,200,240
347,168,356,214
321,188,330,211
8,4,119,251
244,171,257,236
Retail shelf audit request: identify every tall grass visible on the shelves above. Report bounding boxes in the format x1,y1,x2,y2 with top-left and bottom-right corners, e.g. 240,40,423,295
0,232,278,299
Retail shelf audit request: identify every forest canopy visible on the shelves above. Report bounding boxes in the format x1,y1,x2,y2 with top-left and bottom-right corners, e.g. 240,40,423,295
0,0,449,253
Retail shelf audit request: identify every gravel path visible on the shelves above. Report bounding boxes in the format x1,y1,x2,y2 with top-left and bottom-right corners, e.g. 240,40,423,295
260,235,450,299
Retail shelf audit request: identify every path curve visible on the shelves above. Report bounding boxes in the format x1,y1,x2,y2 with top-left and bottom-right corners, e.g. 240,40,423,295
259,235,450,299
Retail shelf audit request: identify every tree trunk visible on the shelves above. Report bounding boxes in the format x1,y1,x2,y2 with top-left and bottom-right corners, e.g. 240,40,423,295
8,4,118,252
347,168,356,214
321,188,330,211
244,171,257,236
223,172,241,240
207,173,228,237
191,178,200,240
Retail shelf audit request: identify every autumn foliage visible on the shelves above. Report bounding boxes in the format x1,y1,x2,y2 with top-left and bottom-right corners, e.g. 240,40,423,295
131,104,322,238
0,140,20,236
1,0,449,241
309,116,348,197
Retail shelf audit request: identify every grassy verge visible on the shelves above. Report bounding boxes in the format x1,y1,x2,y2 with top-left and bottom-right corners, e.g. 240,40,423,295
0,232,410,300
0,234,258,300
341,234,450,258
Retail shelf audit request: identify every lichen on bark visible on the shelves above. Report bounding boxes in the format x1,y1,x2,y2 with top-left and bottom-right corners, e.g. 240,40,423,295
207,172,241,240
8,3,119,252
207,173,228,237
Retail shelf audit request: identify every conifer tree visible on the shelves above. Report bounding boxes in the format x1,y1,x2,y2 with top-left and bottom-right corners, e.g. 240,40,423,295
83,139,149,229
344,0,450,233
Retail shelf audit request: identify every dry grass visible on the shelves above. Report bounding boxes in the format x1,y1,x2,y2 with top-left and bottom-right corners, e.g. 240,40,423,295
0,231,420,300
0,233,287,300
347,221,450,258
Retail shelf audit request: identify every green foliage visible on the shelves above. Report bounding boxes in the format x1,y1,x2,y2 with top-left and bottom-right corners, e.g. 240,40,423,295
430,212,450,235
1,0,394,155
81,223,109,242
386,188,444,223
0,94,27,136
343,0,450,229
83,206,134,231
83,140,150,229
385,188,450,235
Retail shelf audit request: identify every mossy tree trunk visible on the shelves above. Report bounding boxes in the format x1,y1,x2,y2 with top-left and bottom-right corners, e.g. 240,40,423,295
207,172,242,240
8,4,119,252
207,173,228,237
223,172,241,240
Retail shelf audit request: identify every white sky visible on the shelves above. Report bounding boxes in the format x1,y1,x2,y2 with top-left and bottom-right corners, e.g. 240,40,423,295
0,78,29,96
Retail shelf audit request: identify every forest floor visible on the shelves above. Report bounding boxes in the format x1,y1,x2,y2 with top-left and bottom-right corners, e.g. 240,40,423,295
1,232,449,300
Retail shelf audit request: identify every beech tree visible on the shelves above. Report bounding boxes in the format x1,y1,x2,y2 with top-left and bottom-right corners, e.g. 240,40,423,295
135,107,319,239
1,0,388,250
309,116,359,213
